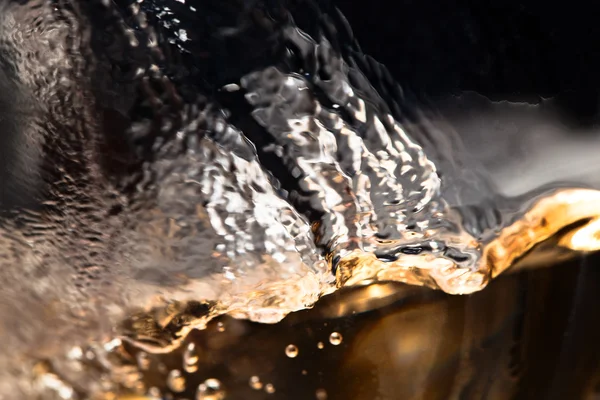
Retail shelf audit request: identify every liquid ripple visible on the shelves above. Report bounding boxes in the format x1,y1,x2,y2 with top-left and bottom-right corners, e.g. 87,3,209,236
0,0,599,398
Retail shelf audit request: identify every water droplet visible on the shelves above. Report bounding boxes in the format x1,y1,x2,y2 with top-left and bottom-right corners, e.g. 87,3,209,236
196,378,225,400
136,351,151,371
285,344,299,358
265,383,276,394
329,332,343,345
183,342,199,373
317,341,324,349
249,376,263,390
316,388,328,400
167,369,186,393
217,322,225,332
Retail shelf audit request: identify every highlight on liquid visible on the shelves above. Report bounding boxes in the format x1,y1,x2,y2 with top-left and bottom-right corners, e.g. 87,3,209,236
0,0,599,398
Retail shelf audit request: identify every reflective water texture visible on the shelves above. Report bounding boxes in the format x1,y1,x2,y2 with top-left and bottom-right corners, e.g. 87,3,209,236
114,257,600,400
0,0,599,398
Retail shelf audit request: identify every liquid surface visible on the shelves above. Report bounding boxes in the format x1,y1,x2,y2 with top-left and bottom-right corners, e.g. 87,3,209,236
0,0,599,398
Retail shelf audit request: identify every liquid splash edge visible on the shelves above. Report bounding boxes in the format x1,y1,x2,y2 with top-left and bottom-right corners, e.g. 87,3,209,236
0,0,599,398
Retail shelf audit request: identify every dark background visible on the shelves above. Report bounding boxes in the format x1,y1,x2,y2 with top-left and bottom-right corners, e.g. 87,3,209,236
336,0,600,128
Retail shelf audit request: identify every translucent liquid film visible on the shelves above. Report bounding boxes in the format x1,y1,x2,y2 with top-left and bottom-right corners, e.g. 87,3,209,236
0,0,599,398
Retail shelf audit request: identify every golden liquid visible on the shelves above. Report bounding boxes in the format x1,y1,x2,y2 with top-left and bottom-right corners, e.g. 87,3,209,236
99,248,600,400
0,1,600,399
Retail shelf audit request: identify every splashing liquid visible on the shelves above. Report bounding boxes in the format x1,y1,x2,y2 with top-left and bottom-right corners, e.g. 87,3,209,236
0,0,599,398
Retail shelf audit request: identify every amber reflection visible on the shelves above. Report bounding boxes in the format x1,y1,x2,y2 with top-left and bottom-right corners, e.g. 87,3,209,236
336,188,600,295
104,189,600,399
110,251,600,400
486,188,600,279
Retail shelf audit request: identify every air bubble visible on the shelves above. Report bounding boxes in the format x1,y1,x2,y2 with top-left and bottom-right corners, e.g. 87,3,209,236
329,332,343,345
147,386,161,398
167,369,185,393
196,378,225,400
136,351,151,371
265,383,276,394
285,344,299,358
183,342,199,373
249,376,263,390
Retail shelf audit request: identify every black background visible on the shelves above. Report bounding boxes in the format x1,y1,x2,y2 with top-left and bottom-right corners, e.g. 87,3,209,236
336,0,600,127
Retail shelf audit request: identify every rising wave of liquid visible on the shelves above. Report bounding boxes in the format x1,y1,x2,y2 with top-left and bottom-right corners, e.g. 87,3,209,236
0,0,599,398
